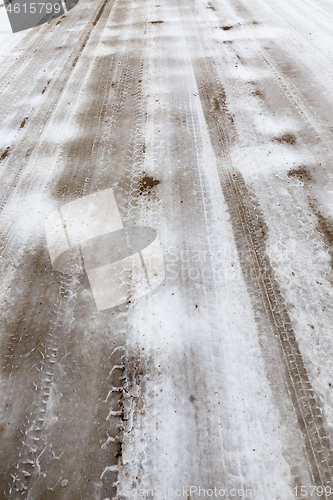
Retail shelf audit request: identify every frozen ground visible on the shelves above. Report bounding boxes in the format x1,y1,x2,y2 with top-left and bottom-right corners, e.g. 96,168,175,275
1,0,333,498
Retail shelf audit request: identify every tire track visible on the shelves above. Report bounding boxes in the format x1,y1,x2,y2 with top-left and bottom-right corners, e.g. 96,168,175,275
0,0,114,216
201,0,333,442
0,241,74,498
0,0,94,125
22,1,153,497
0,0,151,497
6,273,72,498
117,1,251,493
180,0,333,494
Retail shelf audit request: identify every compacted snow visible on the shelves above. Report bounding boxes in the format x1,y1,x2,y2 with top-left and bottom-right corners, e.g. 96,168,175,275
1,0,333,498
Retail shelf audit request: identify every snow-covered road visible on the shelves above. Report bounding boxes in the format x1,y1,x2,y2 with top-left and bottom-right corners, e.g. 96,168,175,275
1,0,333,498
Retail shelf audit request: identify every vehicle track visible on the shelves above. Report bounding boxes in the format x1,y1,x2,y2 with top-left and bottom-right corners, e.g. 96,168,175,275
0,0,114,215
201,0,333,435
2,0,333,497
0,0,153,497
180,0,333,495
116,1,281,495
6,273,72,497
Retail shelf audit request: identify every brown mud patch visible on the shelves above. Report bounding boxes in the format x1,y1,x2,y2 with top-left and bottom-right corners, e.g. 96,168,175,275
251,89,263,98
139,175,160,195
310,201,333,269
42,80,51,94
19,117,28,129
274,133,297,145
0,147,10,162
287,166,312,182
